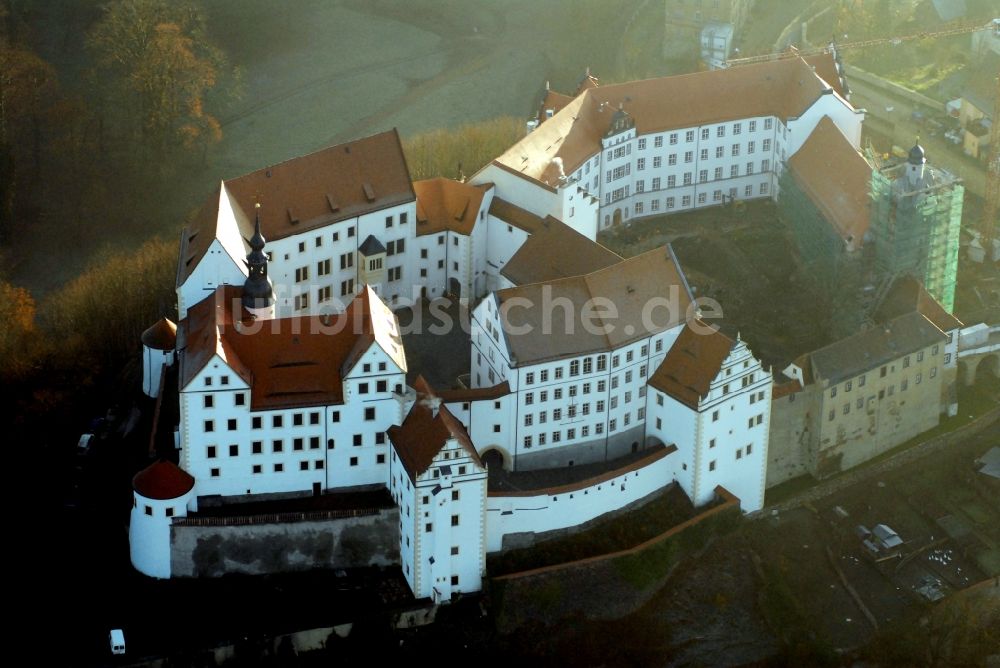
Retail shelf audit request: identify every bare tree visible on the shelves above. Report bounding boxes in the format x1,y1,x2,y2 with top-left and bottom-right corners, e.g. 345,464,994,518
87,0,235,156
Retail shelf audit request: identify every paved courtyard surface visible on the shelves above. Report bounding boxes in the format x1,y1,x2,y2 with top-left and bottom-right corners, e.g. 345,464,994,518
397,297,473,390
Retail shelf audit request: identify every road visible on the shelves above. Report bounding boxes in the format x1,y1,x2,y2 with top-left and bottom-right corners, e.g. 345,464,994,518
849,76,988,198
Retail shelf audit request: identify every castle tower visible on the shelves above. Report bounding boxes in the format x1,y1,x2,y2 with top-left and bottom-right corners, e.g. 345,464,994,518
129,460,196,578
870,142,964,313
905,141,926,189
242,203,275,320
141,318,177,398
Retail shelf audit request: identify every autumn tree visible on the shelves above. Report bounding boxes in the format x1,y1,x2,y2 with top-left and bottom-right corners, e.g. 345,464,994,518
42,236,177,370
0,41,59,243
87,0,237,156
403,117,524,181
0,279,36,378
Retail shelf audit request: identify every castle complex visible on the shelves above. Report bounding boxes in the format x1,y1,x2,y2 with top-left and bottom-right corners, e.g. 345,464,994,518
129,53,971,603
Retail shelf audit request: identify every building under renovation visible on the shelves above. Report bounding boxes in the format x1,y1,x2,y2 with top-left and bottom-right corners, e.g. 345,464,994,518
869,144,964,314
781,134,963,336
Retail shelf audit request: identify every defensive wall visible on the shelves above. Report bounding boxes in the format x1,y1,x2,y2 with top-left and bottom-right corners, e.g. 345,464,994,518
170,507,399,577
491,486,741,634
486,445,676,553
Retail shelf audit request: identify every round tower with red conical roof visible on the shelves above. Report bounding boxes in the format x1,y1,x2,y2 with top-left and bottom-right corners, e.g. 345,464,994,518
141,317,177,398
129,460,196,578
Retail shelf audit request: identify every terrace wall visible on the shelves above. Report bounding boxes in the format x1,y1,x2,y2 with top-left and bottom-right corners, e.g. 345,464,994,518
170,507,399,577
492,486,741,633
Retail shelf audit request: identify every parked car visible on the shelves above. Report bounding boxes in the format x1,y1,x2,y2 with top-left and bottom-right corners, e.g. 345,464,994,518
872,524,903,550
109,629,125,656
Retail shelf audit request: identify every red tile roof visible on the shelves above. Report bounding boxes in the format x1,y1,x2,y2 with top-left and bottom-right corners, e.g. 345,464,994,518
178,285,405,411
803,52,847,99
495,245,692,365
389,377,483,479
225,130,414,241
413,178,492,236
491,56,850,188
648,322,735,410
537,89,574,122
488,197,547,233
437,382,511,403
788,116,872,247
177,184,256,285
133,460,195,500
771,379,802,400
178,130,414,284
500,217,621,285
142,318,177,351
875,275,963,332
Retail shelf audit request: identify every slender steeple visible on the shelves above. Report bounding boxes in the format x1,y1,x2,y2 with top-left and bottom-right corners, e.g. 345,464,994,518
242,202,275,316
905,137,926,188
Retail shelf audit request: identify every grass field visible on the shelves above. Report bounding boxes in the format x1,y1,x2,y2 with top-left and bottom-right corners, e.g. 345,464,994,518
14,0,655,295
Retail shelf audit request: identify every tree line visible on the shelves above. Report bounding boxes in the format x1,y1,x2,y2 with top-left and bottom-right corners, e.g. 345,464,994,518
0,0,240,249
0,0,536,449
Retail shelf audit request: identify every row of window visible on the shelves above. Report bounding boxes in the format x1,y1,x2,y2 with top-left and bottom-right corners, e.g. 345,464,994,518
614,182,770,219
631,160,772,194
828,346,940,399
207,453,384,477
633,141,774,174
522,408,645,448
524,391,647,426
827,369,936,420
292,279,355,310
524,422,601,447
632,119,775,153
137,499,177,517
205,403,385,433
202,374,231,387
523,374,650,405
293,225,357,255
290,215,410,251
204,431,389,458
522,345,661,386
203,393,246,409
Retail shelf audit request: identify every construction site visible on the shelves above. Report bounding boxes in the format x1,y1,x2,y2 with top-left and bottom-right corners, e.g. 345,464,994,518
869,150,964,313
781,142,966,338
598,200,840,369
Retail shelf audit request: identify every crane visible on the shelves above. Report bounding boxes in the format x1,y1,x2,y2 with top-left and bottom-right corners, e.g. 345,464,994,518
723,19,998,68
981,75,999,262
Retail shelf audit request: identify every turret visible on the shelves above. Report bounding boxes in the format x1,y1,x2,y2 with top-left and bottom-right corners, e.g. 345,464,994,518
905,140,926,188
242,202,275,320
606,103,635,138
129,460,196,578
141,318,177,398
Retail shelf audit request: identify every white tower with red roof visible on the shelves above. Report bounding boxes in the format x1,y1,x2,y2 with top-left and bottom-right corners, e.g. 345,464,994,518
388,377,488,603
129,460,196,578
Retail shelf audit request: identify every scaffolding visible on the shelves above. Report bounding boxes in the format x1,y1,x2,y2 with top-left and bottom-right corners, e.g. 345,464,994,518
869,162,963,313
779,171,868,338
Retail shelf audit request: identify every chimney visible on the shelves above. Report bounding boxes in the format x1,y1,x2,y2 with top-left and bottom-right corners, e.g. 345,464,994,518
419,395,442,418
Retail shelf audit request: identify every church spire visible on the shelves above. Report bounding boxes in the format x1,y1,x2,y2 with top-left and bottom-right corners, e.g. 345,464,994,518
242,202,275,317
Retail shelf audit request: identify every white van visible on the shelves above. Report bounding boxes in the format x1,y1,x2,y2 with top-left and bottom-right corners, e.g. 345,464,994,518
109,629,125,656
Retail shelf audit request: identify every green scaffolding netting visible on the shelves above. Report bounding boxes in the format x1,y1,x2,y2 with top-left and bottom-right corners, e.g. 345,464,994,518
869,166,963,313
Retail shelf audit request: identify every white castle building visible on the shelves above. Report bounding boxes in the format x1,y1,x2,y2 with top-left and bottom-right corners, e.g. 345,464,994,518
480,52,860,234
131,54,868,601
